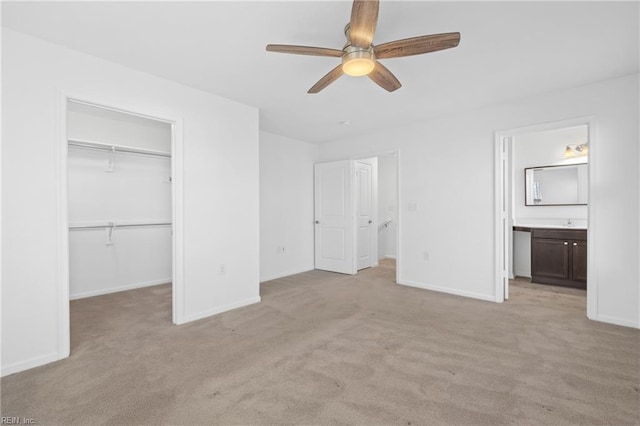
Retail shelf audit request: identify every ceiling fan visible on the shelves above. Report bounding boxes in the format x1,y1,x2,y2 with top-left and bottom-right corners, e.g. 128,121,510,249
266,0,460,94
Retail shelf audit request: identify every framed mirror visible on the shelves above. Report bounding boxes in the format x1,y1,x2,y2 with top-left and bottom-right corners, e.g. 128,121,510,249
525,163,588,206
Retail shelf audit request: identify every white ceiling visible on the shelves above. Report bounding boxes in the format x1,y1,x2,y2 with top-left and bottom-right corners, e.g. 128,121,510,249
2,1,638,144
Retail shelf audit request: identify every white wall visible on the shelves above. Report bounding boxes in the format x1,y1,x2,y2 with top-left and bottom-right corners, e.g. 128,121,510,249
68,107,172,299
513,125,588,226
318,73,639,328
1,29,260,375
69,225,172,298
377,154,397,259
68,102,171,152
259,131,318,282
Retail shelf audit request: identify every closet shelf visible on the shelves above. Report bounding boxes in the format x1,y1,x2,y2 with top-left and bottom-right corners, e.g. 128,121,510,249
68,138,171,158
69,221,172,230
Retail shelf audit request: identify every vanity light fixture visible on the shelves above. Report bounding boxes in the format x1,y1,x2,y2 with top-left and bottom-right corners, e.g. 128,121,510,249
564,143,588,159
563,146,574,158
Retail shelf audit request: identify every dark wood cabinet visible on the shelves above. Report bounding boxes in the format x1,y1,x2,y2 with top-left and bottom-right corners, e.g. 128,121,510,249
572,240,587,282
532,238,570,280
531,228,586,289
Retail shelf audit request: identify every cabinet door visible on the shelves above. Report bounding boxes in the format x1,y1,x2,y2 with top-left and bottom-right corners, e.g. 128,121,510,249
532,238,570,280
572,241,587,283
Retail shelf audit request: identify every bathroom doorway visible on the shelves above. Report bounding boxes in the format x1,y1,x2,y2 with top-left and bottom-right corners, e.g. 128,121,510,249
495,118,596,318
375,153,398,274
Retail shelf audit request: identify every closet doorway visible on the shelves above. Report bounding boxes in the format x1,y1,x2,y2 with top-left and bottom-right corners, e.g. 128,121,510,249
60,98,182,357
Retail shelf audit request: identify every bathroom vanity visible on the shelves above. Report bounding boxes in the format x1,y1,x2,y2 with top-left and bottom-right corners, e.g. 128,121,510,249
514,226,587,289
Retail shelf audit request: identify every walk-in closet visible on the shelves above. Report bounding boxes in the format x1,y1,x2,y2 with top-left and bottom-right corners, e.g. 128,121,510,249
67,101,173,341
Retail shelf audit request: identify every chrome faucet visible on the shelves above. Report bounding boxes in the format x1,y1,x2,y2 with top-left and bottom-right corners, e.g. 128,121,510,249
566,218,573,226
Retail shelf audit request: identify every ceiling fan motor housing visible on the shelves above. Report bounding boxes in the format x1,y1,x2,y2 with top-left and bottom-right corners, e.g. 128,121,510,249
342,46,376,76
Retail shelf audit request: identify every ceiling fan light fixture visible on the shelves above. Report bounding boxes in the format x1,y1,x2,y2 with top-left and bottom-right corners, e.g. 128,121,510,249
266,0,461,93
342,46,375,76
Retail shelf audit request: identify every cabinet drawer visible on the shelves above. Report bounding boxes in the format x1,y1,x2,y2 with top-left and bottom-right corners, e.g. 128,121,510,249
532,228,586,241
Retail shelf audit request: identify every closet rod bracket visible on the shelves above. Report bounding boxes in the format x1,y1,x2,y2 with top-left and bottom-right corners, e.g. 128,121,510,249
105,146,115,173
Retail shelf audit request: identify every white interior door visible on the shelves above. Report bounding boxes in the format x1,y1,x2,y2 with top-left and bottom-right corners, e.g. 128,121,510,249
501,136,511,300
356,161,374,270
314,160,355,274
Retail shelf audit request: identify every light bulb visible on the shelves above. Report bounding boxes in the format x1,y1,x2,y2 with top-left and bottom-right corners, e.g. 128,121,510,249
343,58,375,76
564,146,575,159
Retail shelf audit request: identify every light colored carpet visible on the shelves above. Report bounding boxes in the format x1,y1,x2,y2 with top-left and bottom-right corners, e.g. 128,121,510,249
510,276,587,297
2,260,639,425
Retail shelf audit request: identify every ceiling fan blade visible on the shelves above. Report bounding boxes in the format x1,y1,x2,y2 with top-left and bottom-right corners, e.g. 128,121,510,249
308,64,344,93
368,61,401,92
374,32,461,59
266,44,344,57
349,0,379,48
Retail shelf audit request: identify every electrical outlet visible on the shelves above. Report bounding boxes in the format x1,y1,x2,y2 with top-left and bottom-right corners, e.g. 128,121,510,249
218,264,226,275
423,252,429,261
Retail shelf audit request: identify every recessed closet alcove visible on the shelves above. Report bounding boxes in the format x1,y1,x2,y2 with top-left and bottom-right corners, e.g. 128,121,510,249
67,101,173,344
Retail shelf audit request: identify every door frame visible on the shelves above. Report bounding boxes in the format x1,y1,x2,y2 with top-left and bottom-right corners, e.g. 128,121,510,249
349,150,401,284
494,116,597,319
56,91,185,361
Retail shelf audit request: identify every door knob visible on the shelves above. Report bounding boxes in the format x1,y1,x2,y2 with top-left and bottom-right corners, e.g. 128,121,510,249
368,220,373,224
315,220,319,224
573,242,578,246
564,242,568,245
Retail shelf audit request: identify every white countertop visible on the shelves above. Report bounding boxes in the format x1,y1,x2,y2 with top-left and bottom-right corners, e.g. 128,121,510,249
514,224,587,230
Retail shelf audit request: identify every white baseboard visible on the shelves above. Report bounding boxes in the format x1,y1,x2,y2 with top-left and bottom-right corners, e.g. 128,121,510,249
178,296,261,325
398,279,496,302
595,314,640,329
2,351,61,377
70,278,171,300
260,267,314,283
383,255,397,259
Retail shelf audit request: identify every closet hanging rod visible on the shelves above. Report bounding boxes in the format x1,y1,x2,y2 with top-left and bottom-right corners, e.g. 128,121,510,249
68,138,171,158
69,222,172,230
